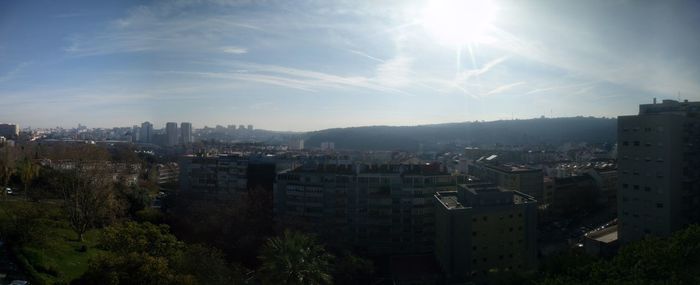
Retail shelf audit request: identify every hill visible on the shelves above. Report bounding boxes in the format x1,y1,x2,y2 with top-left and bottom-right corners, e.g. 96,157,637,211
305,117,617,151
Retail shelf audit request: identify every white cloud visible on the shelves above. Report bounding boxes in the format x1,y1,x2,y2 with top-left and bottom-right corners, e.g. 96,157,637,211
222,46,248,54
485,81,525,96
376,56,412,88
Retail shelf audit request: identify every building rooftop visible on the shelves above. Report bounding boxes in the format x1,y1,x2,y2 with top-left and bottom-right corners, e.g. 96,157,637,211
289,162,449,175
435,184,536,210
474,159,541,173
586,225,618,244
435,192,463,209
639,99,700,115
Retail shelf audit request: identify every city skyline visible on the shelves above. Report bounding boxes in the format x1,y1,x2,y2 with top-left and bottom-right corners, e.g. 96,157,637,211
1,0,699,131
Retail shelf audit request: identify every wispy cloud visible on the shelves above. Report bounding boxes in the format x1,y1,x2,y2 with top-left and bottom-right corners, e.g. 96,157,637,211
455,56,508,81
222,46,248,54
525,81,598,95
0,62,32,83
347,49,385,63
54,12,87,18
485,81,526,96
376,56,412,88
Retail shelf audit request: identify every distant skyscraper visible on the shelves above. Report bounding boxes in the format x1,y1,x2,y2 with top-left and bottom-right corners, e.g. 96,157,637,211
238,124,245,130
180,122,193,145
320,142,335,151
247,124,253,131
618,99,700,243
0,123,19,139
132,125,140,142
166,122,178,146
140,121,153,143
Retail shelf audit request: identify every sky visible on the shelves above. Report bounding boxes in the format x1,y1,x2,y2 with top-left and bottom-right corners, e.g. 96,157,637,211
1,0,699,131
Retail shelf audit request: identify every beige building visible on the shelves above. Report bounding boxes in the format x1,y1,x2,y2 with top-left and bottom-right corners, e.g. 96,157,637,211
434,181,538,283
618,99,700,243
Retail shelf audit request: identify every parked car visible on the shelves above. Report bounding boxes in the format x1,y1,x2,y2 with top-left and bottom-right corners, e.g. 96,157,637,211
5,187,12,195
10,280,30,285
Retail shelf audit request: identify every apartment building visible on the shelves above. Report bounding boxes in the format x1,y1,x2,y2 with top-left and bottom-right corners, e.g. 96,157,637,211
274,163,458,255
618,99,700,242
434,181,538,282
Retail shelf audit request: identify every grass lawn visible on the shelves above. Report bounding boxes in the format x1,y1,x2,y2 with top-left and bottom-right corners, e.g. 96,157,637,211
0,200,106,284
21,227,104,284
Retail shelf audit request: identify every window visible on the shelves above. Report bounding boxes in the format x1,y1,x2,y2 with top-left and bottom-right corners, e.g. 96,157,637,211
622,141,629,146
633,141,640,146
622,183,629,189
656,203,664,208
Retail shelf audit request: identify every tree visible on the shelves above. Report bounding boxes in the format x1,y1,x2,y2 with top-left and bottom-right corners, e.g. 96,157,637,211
0,145,17,188
0,202,46,246
76,222,248,285
19,157,39,200
60,164,122,241
257,230,334,285
536,225,700,284
332,251,374,285
174,244,250,285
100,221,182,257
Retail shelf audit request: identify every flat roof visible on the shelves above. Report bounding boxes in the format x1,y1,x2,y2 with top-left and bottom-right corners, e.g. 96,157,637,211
437,194,463,209
587,225,618,243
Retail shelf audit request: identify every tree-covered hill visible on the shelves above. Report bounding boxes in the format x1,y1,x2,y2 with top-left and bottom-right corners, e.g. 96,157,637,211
305,117,617,151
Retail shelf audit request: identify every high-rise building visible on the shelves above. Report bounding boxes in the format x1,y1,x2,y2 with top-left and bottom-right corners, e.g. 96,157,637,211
166,122,178,146
140,121,153,143
287,139,304,150
247,124,253,131
131,125,140,142
275,163,458,255
617,99,700,243
320,142,335,151
0,123,19,139
180,122,193,145
434,181,538,282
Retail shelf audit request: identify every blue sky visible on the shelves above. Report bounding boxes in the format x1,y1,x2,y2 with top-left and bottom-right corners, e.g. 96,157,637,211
1,0,699,131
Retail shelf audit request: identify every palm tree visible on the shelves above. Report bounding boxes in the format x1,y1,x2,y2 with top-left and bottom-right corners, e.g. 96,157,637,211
257,230,333,285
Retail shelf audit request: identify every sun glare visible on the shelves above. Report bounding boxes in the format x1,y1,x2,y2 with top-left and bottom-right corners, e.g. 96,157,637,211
421,0,497,46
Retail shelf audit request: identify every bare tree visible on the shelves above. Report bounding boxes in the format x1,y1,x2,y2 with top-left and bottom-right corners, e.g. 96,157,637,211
19,157,39,200
60,163,121,241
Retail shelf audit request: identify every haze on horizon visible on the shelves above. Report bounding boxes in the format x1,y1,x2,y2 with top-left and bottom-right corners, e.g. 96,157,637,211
1,0,699,131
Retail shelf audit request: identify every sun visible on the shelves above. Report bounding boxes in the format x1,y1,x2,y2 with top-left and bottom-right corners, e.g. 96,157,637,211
421,0,498,46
